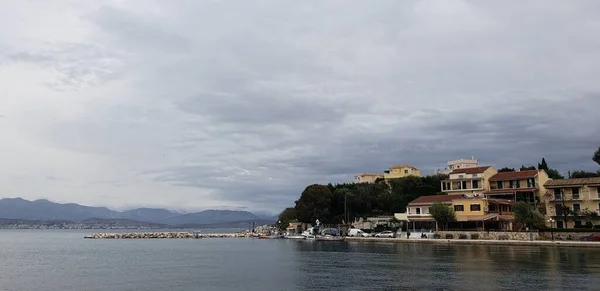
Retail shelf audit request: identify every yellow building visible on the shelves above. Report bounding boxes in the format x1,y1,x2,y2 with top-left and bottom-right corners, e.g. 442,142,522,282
402,194,515,230
354,173,384,184
384,164,421,180
452,197,514,224
543,177,600,229
441,166,497,197
485,170,550,212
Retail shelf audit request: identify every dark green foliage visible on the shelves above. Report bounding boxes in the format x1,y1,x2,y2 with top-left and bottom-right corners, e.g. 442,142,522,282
433,233,441,239
537,158,564,179
520,165,537,171
498,167,515,172
286,175,447,224
458,233,468,239
445,234,454,239
570,170,600,178
538,158,548,171
470,233,479,240
277,207,297,229
513,202,545,230
429,202,456,230
294,184,334,223
594,147,600,166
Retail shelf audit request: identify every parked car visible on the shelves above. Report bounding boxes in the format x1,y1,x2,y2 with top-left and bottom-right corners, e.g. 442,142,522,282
348,228,371,237
374,231,395,238
580,234,600,241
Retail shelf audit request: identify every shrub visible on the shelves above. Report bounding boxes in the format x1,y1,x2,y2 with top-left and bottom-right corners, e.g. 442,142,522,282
498,235,509,240
445,234,454,239
458,233,468,239
470,233,480,240
433,233,441,239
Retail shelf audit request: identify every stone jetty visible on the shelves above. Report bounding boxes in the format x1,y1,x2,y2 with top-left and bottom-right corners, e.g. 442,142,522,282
84,231,258,239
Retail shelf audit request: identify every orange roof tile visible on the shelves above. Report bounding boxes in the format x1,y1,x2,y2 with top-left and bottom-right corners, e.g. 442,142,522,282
489,170,540,181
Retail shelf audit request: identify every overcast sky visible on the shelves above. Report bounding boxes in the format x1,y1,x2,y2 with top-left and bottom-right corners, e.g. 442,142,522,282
1,0,599,213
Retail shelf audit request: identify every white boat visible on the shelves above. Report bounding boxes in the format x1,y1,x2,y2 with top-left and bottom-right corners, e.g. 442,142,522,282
305,234,317,240
316,235,344,241
284,235,305,239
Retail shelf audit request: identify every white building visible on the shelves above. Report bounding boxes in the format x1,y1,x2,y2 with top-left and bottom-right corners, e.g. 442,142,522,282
434,157,479,175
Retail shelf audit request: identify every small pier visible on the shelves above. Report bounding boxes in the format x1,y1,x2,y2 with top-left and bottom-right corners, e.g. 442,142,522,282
84,231,257,239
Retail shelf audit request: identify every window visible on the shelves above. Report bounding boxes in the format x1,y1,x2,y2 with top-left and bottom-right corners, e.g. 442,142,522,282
597,187,600,198
497,181,503,189
416,208,421,215
404,169,409,174
454,205,464,212
554,188,562,200
574,220,582,227
462,181,468,190
442,183,446,191
573,203,581,213
472,174,477,178
527,178,536,187
572,187,580,199
556,221,564,229
458,174,464,178
472,180,479,189
556,206,563,216
470,204,481,211
510,180,520,188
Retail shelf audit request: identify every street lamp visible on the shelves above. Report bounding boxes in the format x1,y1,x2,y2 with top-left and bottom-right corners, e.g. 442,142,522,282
547,218,555,241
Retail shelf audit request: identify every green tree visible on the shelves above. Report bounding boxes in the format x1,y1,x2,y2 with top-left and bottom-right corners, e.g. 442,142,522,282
594,146,600,166
277,207,297,230
581,208,599,228
570,170,600,178
513,202,545,230
429,202,456,230
538,158,548,171
520,165,537,171
498,167,515,172
294,184,334,223
537,158,564,179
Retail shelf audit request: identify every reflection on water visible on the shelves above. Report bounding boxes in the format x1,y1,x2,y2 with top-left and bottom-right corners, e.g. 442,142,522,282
291,241,600,291
0,231,598,291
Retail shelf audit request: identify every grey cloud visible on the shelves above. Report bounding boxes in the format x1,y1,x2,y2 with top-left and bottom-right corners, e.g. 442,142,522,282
2,0,600,212
4,43,125,91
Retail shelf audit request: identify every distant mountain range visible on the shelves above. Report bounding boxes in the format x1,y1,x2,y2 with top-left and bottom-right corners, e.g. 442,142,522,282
0,198,277,228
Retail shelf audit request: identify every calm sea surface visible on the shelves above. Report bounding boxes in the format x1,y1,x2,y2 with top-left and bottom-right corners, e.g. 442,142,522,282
0,230,599,291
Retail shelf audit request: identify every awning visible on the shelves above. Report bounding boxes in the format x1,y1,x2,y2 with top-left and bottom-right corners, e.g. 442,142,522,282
456,213,498,222
406,217,436,222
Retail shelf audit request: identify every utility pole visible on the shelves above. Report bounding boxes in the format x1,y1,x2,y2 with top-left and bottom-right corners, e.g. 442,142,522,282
344,193,347,223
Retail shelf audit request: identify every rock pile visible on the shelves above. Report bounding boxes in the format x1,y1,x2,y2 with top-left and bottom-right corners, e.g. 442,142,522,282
84,232,254,239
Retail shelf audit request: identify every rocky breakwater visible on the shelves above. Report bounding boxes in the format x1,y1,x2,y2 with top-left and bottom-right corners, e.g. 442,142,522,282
84,232,253,239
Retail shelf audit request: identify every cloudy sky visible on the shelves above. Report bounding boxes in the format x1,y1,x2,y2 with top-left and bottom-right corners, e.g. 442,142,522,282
1,0,599,213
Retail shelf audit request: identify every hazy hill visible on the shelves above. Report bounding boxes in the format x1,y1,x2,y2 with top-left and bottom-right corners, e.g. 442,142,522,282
0,198,274,226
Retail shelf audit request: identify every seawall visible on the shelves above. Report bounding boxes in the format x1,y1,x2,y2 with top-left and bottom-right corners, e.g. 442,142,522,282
345,237,600,248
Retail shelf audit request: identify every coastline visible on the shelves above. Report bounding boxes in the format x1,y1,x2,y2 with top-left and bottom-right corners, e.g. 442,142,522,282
344,237,600,248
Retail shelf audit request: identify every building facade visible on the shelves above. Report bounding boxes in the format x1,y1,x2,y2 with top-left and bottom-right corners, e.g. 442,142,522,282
543,177,600,229
402,194,515,231
434,157,479,175
384,164,421,180
354,173,384,184
441,166,497,197
485,170,550,210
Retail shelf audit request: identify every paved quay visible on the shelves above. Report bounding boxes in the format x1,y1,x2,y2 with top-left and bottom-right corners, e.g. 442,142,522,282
345,237,600,248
